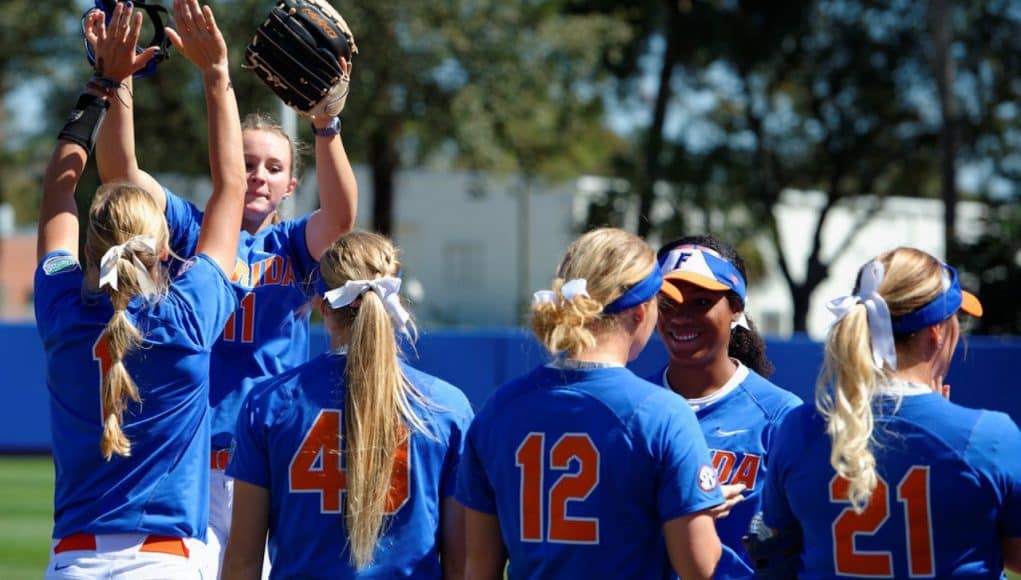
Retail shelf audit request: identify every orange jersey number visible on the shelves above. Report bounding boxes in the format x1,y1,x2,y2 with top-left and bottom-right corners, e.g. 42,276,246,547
223,292,256,343
830,466,934,577
288,409,410,514
92,336,112,418
516,432,600,544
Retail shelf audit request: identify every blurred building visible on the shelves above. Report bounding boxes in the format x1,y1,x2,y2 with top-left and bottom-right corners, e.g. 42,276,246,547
0,204,35,320
8,174,988,337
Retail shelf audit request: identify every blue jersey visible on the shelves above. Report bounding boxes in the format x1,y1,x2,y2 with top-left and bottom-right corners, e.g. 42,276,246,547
165,189,319,450
35,251,236,539
227,352,474,579
763,392,1021,578
456,365,724,580
649,364,801,578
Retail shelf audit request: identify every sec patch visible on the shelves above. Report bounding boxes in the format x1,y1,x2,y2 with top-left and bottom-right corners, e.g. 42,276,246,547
42,255,77,276
698,464,719,492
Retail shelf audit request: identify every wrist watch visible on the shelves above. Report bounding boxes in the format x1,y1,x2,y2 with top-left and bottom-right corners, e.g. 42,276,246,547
312,117,342,137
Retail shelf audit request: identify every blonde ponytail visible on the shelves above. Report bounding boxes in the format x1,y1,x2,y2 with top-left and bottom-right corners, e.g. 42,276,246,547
319,231,429,569
816,247,951,511
531,278,604,357
816,304,881,510
87,183,169,460
532,228,657,357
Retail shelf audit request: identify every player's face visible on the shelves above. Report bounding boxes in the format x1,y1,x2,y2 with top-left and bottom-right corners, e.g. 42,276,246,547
656,281,734,368
242,129,297,227
627,297,659,362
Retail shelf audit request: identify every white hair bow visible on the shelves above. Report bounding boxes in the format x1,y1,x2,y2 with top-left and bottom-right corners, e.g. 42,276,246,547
98,236,158,297
731,312,750,330
826,260,897,370
531,278,589,308
323,276,411,336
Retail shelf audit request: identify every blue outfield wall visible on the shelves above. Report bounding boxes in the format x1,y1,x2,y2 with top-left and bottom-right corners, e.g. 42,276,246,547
3,322,1019,452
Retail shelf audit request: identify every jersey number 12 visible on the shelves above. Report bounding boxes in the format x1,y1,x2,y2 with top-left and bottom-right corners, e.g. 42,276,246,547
516,432,600,544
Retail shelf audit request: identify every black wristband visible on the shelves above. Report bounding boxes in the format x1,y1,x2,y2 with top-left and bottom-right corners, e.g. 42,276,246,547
57,93,111,154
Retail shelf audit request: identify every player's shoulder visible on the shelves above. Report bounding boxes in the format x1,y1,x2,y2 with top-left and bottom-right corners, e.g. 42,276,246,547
38,251,81,277
964,407,1021,454
402,363,474,419
247,353,328,409
627,378,703,438
772,401,822,439
739,370,803,418
253,213,311,244
34,251,84,327
472,365,545,422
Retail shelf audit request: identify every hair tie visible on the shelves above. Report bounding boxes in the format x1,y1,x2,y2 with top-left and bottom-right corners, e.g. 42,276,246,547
531,278,590,309
323,276,411,337
826,260,896,370
730,311,750,330
98,236,158,297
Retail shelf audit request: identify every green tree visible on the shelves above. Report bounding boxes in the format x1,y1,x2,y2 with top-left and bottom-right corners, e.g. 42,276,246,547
1,0,80,223
577,1,953,332
337,0,627,236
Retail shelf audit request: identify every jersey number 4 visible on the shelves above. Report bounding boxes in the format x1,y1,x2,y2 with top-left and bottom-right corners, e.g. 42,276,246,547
830,466,934,577
289,409,410,514
516,432,600,544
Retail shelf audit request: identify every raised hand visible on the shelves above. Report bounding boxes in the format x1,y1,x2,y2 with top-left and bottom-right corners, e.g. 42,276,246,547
83,3,160,82
165,0,228,74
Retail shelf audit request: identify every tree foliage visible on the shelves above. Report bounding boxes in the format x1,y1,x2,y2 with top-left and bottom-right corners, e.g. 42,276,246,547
574,0,1020,333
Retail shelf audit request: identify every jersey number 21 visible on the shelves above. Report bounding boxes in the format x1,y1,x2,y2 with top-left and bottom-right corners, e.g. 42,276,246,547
830,466,934,577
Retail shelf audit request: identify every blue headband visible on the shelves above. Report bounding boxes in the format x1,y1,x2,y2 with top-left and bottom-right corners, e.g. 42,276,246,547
603,266,663,314
891,265,966,334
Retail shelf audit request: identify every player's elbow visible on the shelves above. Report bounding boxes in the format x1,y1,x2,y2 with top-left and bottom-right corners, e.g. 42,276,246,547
333,212,356,237
664,511,721,580
682,540,721,580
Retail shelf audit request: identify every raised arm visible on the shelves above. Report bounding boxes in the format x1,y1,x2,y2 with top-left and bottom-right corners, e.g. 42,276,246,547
38,130,90,262
304,58,358,260
165,0,244,273
93,14,166,210
40,6,158,261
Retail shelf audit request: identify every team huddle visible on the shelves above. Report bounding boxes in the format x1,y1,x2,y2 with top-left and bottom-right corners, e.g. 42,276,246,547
34,1,1021,579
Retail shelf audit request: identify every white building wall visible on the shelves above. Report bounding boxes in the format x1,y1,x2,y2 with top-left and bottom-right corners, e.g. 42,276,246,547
347,168,579,327
168,167,988,335
754,190,986,339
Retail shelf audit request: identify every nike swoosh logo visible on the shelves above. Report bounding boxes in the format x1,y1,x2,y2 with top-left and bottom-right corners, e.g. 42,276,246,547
54,563,73,571
715,428,749,437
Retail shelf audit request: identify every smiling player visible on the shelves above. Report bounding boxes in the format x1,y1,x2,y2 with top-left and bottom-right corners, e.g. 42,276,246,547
458,228,725,579
651,235,801,578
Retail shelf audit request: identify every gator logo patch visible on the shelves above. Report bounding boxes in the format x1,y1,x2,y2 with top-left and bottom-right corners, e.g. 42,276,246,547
42,255,77,276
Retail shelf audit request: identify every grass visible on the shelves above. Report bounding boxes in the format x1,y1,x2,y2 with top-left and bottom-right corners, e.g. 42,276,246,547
0,455,1019,580
0,456,53,579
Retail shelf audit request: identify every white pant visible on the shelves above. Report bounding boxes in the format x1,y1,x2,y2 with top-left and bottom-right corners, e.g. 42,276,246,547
204,468,271,580
45,533,205,579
